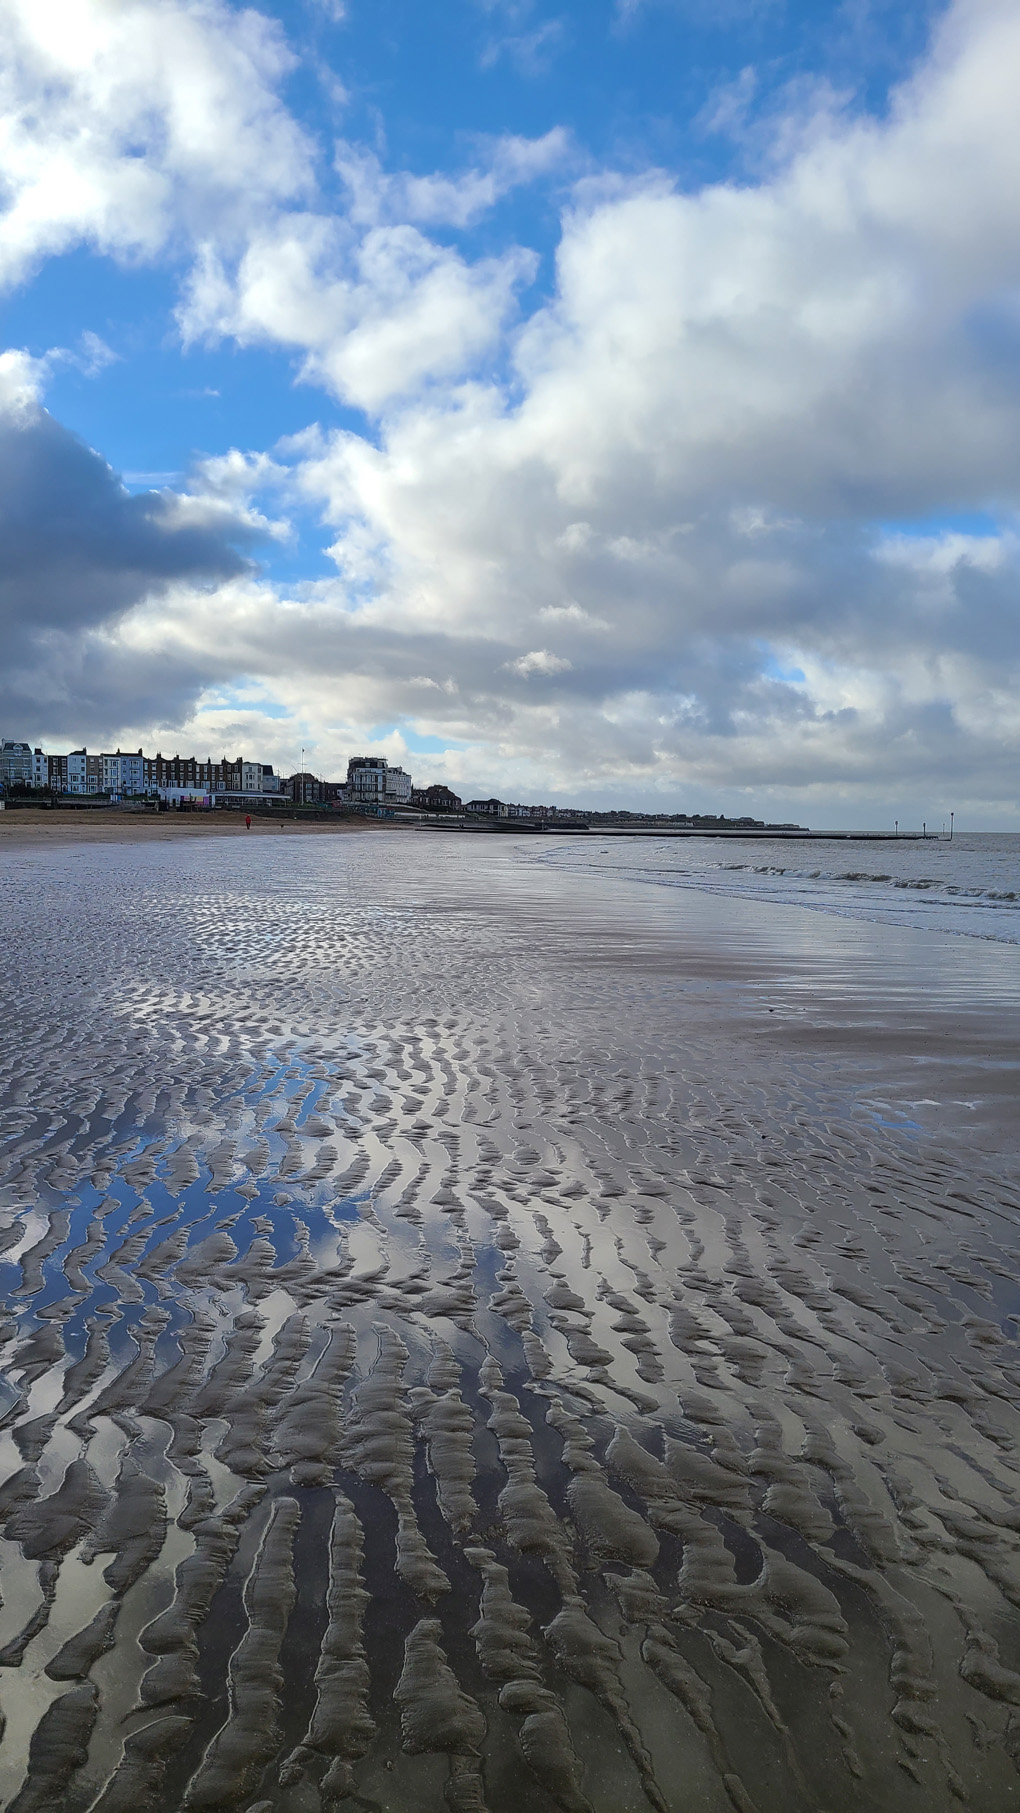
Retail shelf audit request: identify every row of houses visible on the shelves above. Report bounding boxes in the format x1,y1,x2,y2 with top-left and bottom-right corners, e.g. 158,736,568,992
458,795,590,822
0,741,284,801
0,740,420,809
2,738,622,822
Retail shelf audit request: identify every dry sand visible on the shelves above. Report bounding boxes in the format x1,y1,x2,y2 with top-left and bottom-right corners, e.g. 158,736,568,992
0,831,1017,1812
0,807,400,847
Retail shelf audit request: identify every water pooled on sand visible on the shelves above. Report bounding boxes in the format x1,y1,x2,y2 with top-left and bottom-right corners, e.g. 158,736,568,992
0,831,1018,1811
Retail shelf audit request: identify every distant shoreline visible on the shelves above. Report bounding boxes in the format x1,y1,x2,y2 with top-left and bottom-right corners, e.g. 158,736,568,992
0,807,946,848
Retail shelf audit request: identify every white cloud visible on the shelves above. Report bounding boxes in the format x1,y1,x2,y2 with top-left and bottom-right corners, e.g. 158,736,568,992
336,130,570,229
251,0,1020,812
179,217,536,411
876,528,1011,578
539,602,609,629
76,329,119,375
0,346,45,414
504,649,574,675
6,0,1020,820
697,65,759,140
479,20,566,76
0,0,312,288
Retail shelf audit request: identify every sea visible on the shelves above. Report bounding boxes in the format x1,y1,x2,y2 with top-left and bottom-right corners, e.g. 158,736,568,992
530,829,1020,944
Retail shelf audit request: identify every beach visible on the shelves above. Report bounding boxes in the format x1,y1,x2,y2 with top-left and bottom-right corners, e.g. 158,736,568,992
0,808,399,847
0,828,1018,1812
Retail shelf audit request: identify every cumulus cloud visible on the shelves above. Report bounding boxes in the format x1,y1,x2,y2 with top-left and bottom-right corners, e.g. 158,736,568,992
0,0,311,288
5,0,1020,819
180,221,536,411
250,0,1020,812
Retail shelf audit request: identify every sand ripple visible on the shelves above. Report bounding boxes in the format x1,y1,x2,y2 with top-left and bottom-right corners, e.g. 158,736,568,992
0,837,1018,1810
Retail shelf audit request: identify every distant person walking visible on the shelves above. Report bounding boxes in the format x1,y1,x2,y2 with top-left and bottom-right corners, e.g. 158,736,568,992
245,815,251,830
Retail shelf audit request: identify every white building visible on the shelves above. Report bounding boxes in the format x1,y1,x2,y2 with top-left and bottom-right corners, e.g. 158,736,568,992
158,786,212,807
346,756,413,807
67,749,102,794
384,765,412,804
347,756,387,804
101,750,146,797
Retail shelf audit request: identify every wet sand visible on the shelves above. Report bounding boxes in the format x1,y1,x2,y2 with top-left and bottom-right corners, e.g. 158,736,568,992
0,831,1018,1812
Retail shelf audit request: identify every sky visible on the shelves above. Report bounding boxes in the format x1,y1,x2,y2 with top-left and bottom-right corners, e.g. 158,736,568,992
1,0,1018,828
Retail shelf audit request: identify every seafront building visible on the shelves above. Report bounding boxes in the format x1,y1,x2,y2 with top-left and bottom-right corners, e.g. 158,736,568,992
346,755,412,806
0,741,34,789
67,749,102,794
1,741,288,803
412,784,462,810
0,731,800,827
0,738,417,812
143,753,282,799
464,796,589,823
103,751,145,796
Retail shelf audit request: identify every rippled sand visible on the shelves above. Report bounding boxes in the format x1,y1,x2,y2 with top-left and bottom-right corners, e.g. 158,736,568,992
0,832,1018,1812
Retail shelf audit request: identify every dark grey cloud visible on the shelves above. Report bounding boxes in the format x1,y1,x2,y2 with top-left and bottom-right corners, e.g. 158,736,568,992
0,396,262,732
0,405,253,627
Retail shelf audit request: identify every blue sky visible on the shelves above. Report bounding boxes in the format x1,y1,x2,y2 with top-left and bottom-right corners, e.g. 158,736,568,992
2,0,1019,825
4,0,942,482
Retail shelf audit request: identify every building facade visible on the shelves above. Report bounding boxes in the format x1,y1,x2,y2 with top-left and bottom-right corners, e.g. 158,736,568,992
347,756,387,804
0,741,34,790
347,757,413,807
411,785,462,811
67,750,103,794
101,750,146,796
287,772,324,805
142,754,267,794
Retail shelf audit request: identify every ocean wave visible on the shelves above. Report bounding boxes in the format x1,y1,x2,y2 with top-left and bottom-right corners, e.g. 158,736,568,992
717,861,1017,902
